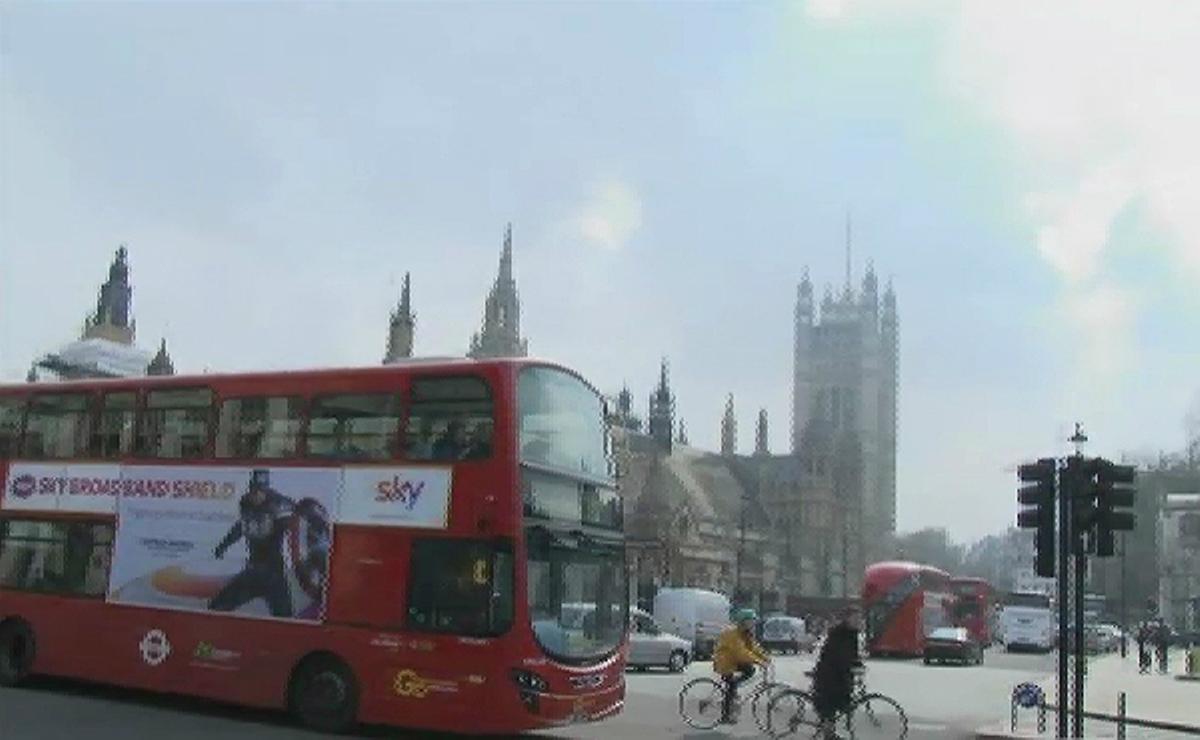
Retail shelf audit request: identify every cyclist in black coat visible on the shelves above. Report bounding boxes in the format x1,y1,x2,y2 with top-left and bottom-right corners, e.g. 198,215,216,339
813,606,864,734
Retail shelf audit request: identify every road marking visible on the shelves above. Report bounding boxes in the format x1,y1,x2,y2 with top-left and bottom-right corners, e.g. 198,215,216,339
908,721,949,732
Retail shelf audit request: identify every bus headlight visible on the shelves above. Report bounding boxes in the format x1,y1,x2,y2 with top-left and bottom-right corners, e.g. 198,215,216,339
510,669,549,693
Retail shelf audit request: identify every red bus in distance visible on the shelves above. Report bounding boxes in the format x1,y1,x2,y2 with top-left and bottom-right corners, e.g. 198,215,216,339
950,576,998,647
0,359,626,735
861,561,955,657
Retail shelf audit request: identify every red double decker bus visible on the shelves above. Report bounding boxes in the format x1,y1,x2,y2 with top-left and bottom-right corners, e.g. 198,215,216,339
950,577,998,646
0,359,626,735
861,561,954,657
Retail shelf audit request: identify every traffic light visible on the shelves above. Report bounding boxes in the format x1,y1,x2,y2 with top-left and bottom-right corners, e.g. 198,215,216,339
1065,457,1098,555
1017,458,1056,577
1094,460,1135,557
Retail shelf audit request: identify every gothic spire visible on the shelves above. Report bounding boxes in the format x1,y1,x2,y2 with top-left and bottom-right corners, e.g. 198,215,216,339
755,409,769,456
843,212,853,299
83,245,135,345
721,393,736,456
146,338,175,376
384,271,416,363
648,357,675,451
676,418,689,446
469,223,527,358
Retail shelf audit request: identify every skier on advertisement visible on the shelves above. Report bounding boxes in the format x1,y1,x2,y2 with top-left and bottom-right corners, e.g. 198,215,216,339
209,469,297,617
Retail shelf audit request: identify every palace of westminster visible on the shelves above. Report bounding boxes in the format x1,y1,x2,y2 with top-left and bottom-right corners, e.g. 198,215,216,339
22,224,899,613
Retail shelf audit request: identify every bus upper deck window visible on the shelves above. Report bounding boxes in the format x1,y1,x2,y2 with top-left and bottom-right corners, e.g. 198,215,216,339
406,377,493,462
138,388,213,458
22,393,92,459
0,397,27,457
93,391,137,458
306,393,400,460
217,396,304,459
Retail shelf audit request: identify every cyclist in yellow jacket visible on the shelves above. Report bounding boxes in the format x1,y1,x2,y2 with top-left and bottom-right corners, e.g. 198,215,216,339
713,607,771,724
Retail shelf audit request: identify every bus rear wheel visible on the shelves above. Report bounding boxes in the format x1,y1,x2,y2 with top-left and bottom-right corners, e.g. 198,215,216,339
0,619,35,687
289,654,359,734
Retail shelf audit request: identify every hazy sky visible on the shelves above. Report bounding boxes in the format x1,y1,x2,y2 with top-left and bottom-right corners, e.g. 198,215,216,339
2,1,1197,541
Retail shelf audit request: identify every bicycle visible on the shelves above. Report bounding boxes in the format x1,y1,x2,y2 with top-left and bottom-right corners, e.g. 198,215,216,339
678,662,791,732
766,667,907,739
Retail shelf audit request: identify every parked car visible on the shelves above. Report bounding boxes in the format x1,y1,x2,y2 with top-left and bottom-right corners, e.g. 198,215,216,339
761,615,813,654
923,627,984,666
627,607,692,672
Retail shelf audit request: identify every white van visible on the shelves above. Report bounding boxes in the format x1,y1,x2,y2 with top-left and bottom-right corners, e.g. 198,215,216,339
762,615,813,654
652,588,731,660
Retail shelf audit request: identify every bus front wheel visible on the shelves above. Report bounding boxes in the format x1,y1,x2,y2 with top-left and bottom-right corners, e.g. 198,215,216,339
289,653,359,734
0,619,35,687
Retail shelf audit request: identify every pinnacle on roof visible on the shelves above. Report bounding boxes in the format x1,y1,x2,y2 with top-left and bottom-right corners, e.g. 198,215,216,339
146,338,175,376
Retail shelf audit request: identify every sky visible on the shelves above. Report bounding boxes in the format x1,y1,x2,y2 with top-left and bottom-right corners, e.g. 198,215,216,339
1,1,1198,542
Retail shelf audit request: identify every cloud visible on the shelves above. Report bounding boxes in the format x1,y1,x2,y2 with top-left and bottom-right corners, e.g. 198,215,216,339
570,179,643,251
939,1,1200,382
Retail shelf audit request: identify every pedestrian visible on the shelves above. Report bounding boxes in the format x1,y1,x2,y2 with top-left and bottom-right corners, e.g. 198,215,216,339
1136,621,1150,674
1154,620,1170,674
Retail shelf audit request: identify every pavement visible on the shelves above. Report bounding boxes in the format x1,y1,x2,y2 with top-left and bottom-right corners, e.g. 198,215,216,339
975,650,1200,739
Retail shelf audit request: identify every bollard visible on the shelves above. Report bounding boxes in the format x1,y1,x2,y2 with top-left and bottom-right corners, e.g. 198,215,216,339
1117,691,1126,740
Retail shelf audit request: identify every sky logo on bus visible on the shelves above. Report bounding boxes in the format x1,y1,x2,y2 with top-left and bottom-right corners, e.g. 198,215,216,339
375,477,425,509
9,474,36,499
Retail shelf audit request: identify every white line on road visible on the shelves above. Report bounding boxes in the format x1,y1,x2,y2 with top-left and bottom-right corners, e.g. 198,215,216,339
908,721,950,732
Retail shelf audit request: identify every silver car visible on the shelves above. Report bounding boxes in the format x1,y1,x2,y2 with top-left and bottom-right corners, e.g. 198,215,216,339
627,608,692,672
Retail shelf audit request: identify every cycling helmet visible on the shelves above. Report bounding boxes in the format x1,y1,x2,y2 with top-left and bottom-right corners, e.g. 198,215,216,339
731,607,758,624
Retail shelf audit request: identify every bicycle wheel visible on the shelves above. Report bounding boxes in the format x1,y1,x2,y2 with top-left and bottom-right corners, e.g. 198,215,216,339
847,693,907,740
751,682,791,734
678,677,725,730
765,687,818,738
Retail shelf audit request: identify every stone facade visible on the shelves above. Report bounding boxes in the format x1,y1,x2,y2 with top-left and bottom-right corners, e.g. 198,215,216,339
614,359,862,613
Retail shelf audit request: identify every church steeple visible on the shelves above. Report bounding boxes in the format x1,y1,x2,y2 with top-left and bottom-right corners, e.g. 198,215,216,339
83,245,135,345
469,223,528,358
755,408,769,456
384,272,416,363
146,338,175,376
676,418,689,446
721,394,737,456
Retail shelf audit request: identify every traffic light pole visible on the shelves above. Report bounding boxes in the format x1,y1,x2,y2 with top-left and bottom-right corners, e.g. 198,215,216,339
1073,549,1086,738
1057,465,1070,740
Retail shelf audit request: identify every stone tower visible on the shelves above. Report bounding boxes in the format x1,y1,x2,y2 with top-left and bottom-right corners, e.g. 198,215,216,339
384,272,416,363
647,359,675,451
791,221,898,560
83,245,135,344
469,223,528,358
721,394,737,456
